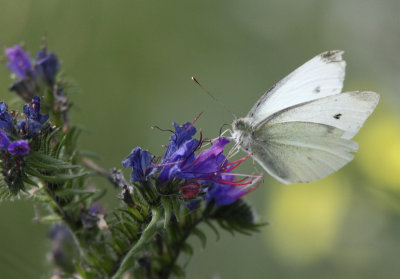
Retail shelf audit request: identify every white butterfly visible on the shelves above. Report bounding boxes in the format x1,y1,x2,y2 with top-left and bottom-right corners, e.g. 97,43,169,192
231,50,379,184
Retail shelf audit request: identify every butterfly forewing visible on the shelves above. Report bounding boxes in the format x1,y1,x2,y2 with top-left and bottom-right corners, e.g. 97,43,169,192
247,50,346,126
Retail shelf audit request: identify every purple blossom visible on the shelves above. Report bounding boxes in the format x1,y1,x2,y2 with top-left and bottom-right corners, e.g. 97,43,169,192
0,102,13,131
123,118,262,205
122,147,157,182
35,50,59,86
5,45,33,79
90,203,104,215
157,119,262,205
0,130,10,150
8,140,30,156
206,174,249,206
158,138,199,183
159,137,232,183
17,96,49,135
162,121,198,163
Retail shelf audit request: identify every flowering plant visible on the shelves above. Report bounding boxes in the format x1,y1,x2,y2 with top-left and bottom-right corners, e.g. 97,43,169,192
0,42,264,279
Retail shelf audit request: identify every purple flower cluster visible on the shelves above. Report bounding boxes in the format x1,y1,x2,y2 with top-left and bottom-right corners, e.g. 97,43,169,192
0,102,13,131
0,96,49,158
122,119,261,206
5,46,33,79
5,45,60,102
0,130,30,156
6,45,59,85
17,95,49,136
1,101,31,156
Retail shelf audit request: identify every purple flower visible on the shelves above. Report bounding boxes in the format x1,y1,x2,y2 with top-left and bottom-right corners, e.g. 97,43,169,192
23,95,48,123
206,174,249,206
35,50,59,86
122,147,157,182
90,203,104,215
158,138,199,183
5,45,33,79
0,130,10,150
159,138,231,183
17,96,49,135
162,121,198,163
8,140,30,156
157,119,263,204
0,102,13,131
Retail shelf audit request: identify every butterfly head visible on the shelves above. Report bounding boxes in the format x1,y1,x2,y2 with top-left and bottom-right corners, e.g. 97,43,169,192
232,118,252,133
231,118,254,152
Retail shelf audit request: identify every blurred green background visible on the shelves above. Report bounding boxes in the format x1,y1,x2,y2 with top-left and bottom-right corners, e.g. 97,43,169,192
1,0,400,278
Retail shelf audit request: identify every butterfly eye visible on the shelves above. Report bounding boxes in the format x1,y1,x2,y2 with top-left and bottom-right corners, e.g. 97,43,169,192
234,120,246,131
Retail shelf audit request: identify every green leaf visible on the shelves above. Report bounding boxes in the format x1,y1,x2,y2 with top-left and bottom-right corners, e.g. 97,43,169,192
55,188,98,197
181,243,193,257
171,264,185,278
204,220,220,241
210,200,267,235
161,196,172,228
25,167,90,183
0,184,18,202
22,176,39,187
28,151,79,168
91,188,107,202
118,208,145,223
171,197,181,222
192,228,207,248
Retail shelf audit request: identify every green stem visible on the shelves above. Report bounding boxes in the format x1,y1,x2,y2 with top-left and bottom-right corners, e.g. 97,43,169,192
43,181,86,257
159,216,203,279
111,206,164,279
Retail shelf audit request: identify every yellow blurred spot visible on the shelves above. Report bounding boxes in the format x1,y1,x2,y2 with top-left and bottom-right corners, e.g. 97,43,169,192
264,177,350,266
356,113,400,188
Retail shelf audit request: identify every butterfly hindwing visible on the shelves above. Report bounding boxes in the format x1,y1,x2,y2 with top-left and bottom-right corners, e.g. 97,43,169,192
260,91,380,140
249,121,358,184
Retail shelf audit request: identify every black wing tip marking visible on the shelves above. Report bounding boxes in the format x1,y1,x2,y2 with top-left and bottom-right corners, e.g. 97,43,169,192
320,50,344,63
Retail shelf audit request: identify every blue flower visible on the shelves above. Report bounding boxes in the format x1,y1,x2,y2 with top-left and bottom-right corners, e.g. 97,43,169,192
122,147,157,182
162,121,198,163
8,139,30,156
35,50,59,86
0,102,13,131
159,137,229,183
89,203,104,215
5,45,33,79
17,96,49,135
158,138,199,183
0,130,10,150
206,175,248,206
157,120,263,204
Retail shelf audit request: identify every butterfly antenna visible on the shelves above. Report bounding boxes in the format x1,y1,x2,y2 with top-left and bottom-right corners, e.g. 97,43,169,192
191,77,237,119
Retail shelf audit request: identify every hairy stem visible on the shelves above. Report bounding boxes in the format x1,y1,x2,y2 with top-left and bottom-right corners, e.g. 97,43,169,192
159,216,203,279
112,206,164,279
43,181,86,257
